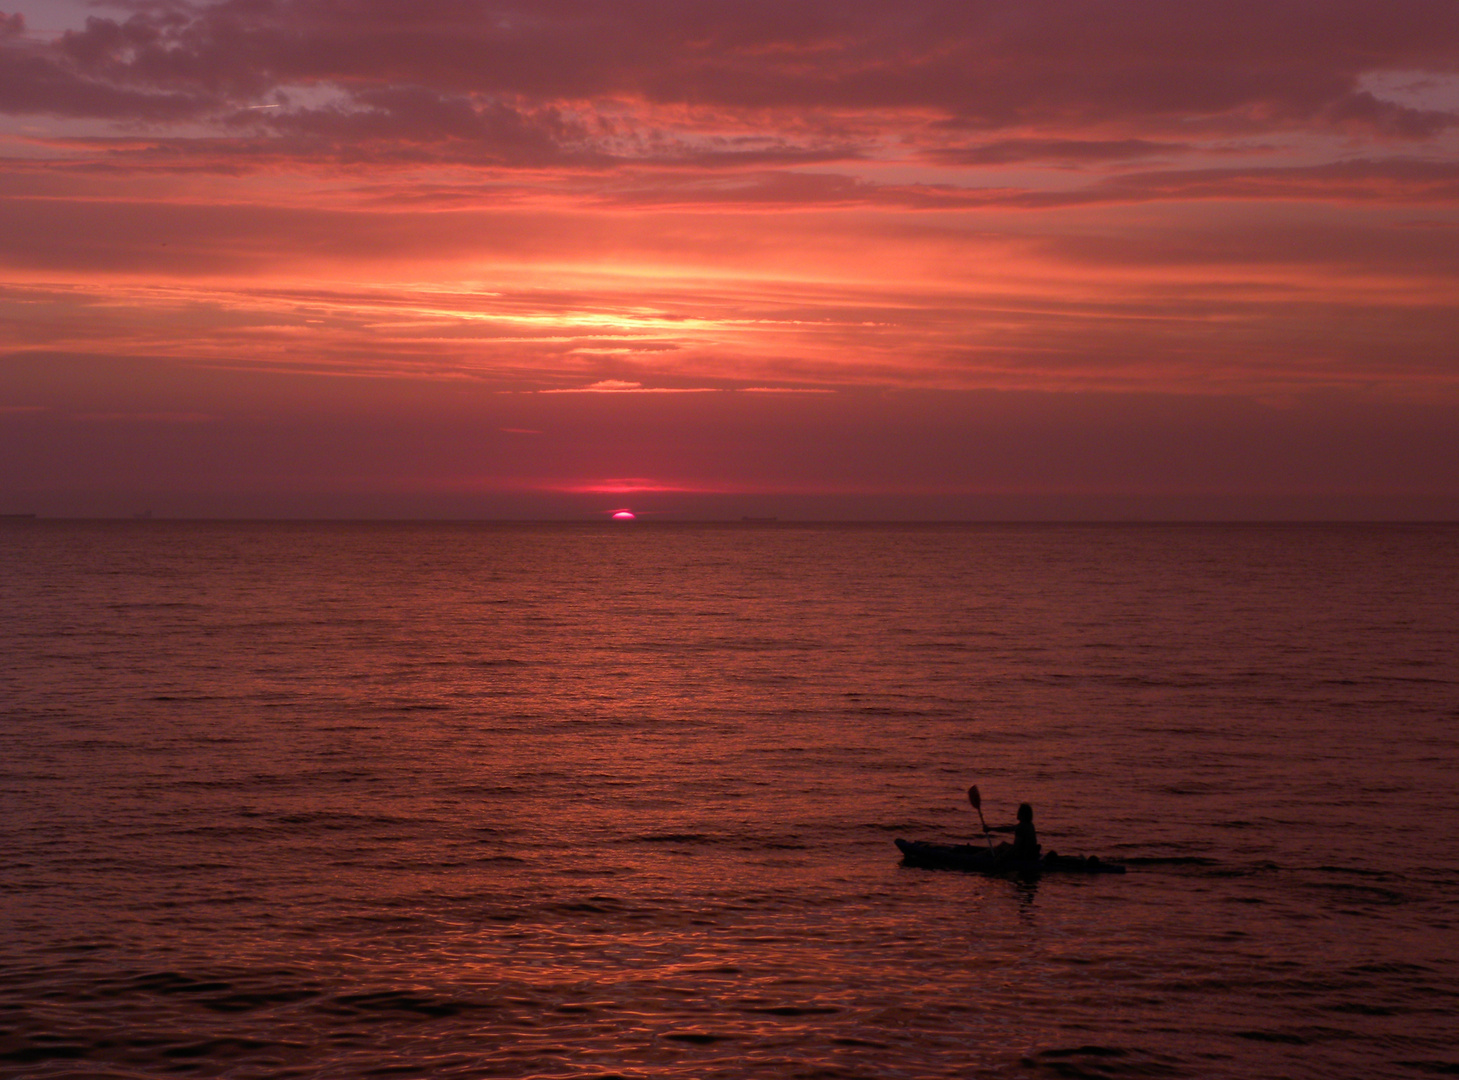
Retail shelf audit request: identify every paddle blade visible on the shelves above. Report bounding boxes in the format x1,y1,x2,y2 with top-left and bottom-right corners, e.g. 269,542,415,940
968,785,981,810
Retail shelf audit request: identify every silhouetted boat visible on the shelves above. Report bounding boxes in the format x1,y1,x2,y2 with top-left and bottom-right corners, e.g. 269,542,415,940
895,838,1126,874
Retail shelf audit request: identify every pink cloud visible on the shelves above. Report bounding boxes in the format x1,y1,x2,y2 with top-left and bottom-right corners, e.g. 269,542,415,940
541,380,719,393
0,1,1449,153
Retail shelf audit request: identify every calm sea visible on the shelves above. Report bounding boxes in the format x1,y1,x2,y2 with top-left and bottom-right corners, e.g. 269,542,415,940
2,521,1457,1079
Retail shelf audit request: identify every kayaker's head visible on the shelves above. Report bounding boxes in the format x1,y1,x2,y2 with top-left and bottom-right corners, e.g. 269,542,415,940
1017,802,1034,823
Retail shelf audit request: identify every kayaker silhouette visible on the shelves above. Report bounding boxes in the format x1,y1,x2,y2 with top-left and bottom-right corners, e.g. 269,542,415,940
1006,802,1041,863
969,787,1040,864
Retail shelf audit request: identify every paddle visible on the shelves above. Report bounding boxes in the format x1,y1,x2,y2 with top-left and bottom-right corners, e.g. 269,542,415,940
968,785,995,853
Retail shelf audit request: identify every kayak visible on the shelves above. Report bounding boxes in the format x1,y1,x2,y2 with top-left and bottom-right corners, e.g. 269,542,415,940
895,838,1126,875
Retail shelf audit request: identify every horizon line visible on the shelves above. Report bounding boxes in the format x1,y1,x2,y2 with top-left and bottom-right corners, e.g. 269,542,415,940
5,516,1458,526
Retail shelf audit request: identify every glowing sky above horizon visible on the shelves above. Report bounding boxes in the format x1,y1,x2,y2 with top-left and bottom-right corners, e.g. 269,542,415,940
2,0,1458,517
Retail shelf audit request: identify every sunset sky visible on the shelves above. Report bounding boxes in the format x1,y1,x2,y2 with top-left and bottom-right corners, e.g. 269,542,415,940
2,0,1458,518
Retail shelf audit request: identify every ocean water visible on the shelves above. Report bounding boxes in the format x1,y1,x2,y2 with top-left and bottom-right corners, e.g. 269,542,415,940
1,520,1457,1080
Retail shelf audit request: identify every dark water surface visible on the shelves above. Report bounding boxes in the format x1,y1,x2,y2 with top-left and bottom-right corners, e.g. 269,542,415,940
2,521,1457,1079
